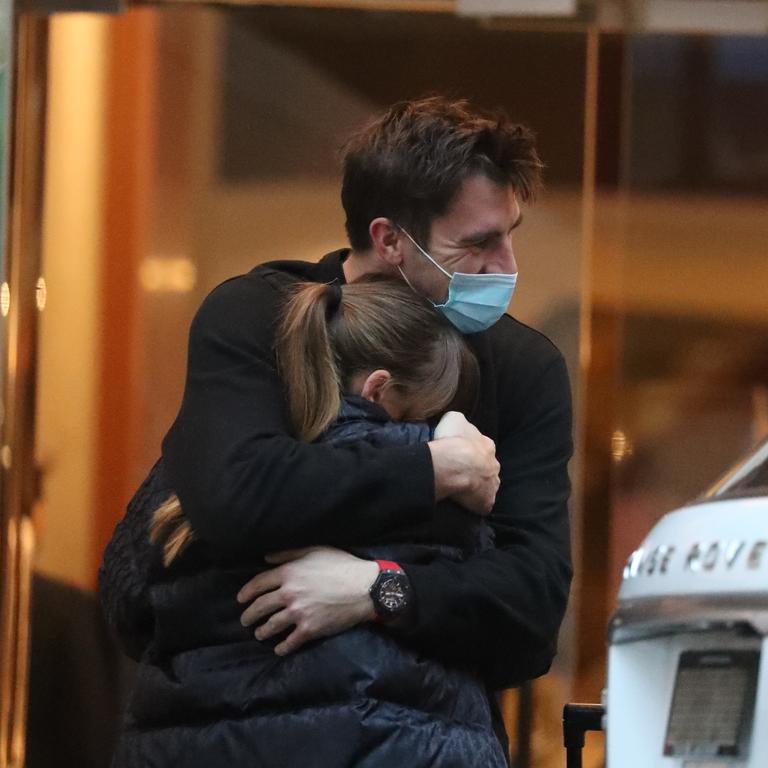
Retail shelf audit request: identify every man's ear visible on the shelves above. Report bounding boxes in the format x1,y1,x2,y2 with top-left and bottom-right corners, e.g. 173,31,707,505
360,369,393,403
369,218,405,268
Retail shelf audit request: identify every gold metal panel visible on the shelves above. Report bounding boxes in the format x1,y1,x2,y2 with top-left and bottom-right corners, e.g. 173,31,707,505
0,14,47,768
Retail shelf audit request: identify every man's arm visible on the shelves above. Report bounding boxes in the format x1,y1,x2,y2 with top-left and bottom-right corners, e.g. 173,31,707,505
162,271,497,556
239,349,572,684
396,352,573,687
162,272,434,555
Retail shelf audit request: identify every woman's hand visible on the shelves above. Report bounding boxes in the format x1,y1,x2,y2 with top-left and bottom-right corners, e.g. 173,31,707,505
429,412,500,515
237,547,379,655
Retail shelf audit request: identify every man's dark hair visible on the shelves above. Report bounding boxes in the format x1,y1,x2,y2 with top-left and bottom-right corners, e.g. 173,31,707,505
341,96,543,251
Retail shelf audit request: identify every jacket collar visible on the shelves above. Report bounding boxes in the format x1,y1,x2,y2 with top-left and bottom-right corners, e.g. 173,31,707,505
313,249,349,284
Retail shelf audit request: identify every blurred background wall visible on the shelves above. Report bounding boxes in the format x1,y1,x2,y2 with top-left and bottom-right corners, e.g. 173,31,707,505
19,6,768,767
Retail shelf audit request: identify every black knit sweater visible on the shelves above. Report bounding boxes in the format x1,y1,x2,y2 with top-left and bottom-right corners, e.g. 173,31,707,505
161,250,573,690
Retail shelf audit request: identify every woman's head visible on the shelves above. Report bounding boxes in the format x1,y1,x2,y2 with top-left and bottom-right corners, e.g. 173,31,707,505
277,276,478,441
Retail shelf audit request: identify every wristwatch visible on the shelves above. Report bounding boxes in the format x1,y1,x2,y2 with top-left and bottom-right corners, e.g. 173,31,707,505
369,560,411,622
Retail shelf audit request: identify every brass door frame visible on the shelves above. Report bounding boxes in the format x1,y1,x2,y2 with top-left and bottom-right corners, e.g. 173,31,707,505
0,13,47,768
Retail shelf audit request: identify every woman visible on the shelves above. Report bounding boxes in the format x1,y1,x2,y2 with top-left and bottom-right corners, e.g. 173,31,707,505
101,277,505,767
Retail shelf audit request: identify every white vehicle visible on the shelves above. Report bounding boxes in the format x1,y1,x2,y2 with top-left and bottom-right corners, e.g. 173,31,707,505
603,436,768,767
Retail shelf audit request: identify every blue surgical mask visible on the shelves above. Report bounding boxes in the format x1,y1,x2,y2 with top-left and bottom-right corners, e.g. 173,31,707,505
398,228,518,334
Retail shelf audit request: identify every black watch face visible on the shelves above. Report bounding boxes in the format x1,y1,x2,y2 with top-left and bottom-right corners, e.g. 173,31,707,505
373,571,410,617
379,576,407,611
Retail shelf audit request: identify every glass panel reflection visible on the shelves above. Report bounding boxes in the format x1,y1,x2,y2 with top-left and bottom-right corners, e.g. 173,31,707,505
600,33,768,609
36,8,588,768
705,437,768,499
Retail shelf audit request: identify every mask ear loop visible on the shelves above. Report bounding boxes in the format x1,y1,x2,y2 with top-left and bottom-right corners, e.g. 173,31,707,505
396,265,418,294
397,226,453,279
397,263,450,310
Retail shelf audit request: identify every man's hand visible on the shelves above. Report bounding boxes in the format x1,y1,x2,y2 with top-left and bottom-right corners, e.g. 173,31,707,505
429,411,500,515
237,547,379,656
432,410,477,441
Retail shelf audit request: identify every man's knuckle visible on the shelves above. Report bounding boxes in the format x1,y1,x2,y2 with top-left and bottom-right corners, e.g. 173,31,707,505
258,621,272,637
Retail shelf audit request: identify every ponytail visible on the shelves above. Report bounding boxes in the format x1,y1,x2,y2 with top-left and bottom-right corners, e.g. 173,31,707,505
278,276,478,442
277,282,344,442
149,493,195,567
151,282,345,568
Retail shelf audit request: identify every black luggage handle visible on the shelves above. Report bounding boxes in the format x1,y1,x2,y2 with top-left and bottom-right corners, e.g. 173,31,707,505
563,703,605,768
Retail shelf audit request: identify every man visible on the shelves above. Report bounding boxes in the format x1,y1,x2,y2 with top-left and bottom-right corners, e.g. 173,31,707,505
162,97,573,757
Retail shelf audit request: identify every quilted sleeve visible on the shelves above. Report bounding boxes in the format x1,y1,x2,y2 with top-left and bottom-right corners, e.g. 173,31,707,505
98,459,172,661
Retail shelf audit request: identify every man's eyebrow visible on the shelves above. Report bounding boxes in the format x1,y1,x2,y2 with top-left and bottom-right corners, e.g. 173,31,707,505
456,229,501,245
456,214,524,245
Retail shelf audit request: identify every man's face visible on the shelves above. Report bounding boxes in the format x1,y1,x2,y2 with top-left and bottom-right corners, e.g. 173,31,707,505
400,174,522,304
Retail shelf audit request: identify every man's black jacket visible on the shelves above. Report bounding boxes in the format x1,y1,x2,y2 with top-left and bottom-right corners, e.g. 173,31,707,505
162,250,573,689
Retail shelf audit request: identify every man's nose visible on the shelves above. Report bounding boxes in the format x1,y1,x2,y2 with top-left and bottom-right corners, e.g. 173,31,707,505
494,236,517,275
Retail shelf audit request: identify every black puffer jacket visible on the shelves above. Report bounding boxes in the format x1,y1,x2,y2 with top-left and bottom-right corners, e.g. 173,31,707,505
101,398,502,768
